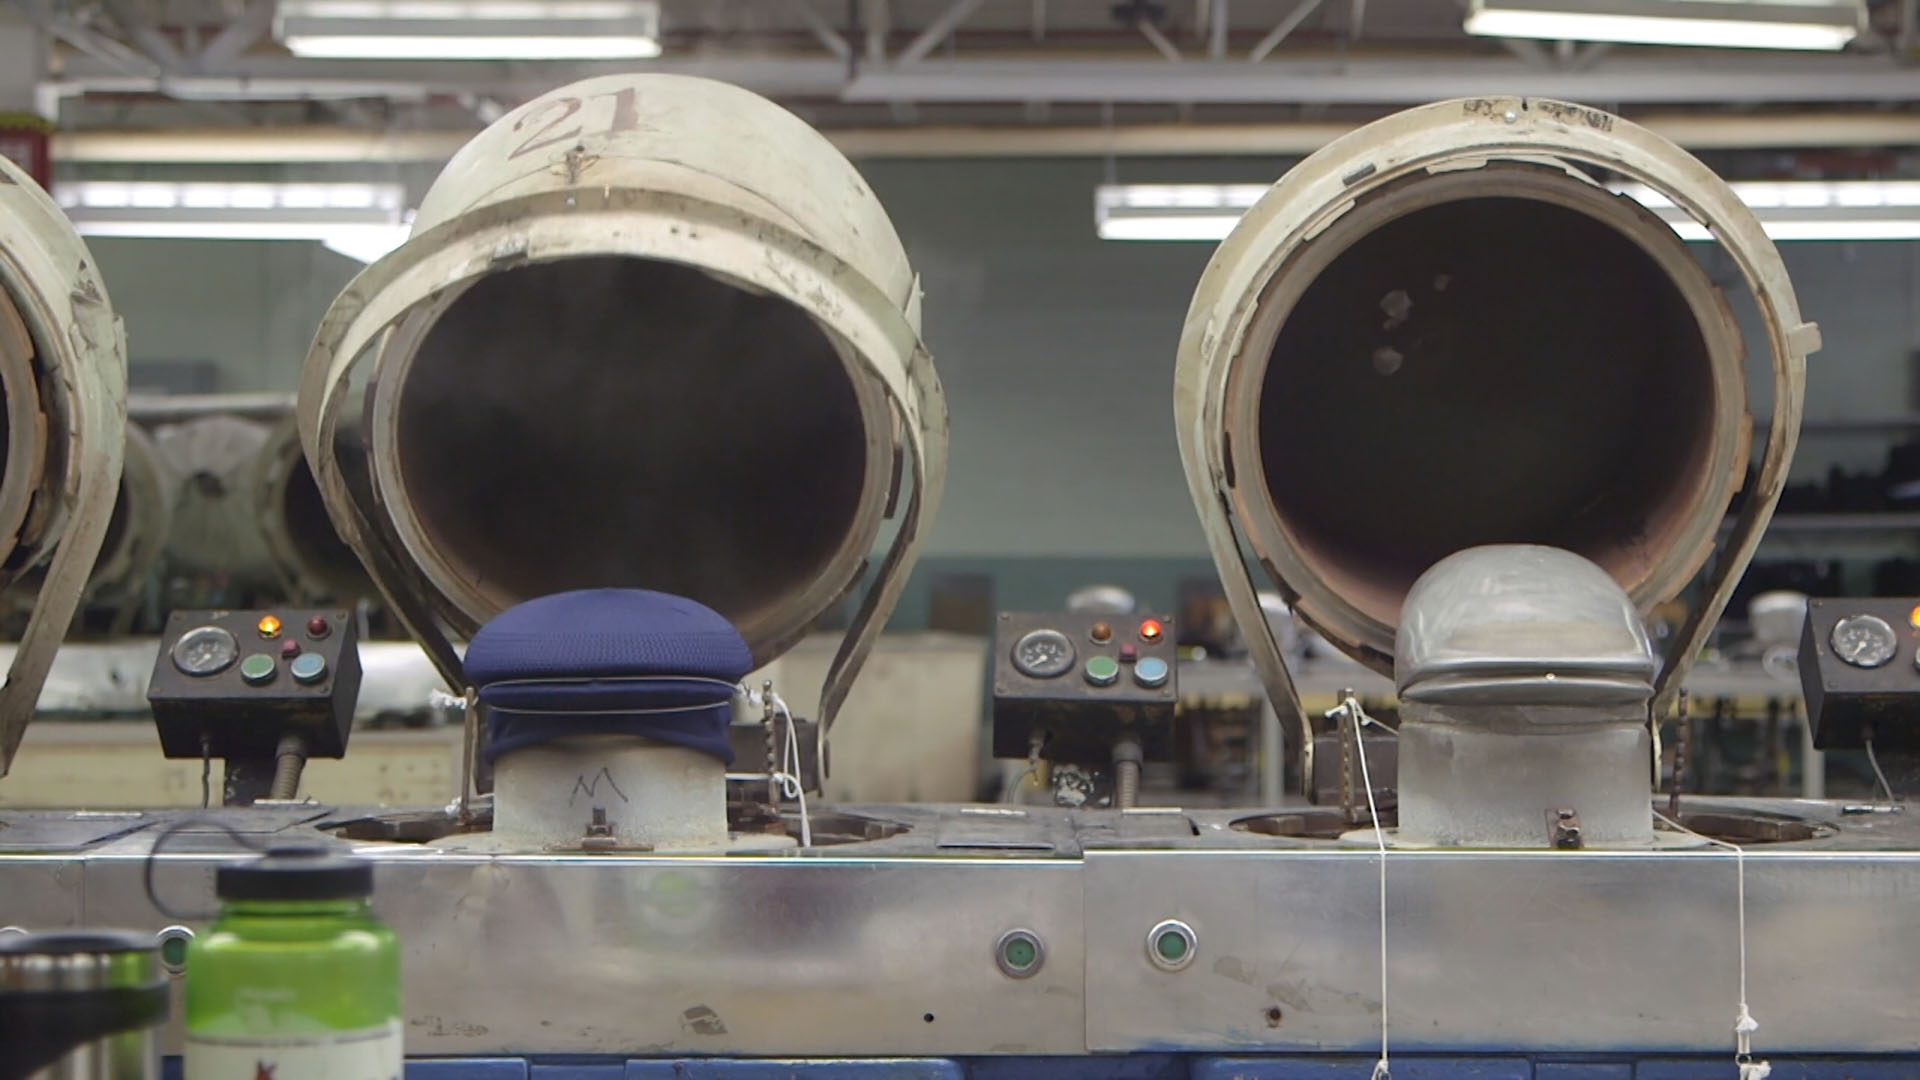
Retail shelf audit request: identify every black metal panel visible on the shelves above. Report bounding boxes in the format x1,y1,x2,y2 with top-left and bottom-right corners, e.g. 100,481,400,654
992,611,1178,764
148,609,362,761
1800,597,1920,751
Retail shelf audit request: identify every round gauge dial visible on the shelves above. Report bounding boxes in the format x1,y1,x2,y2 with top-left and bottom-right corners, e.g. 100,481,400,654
1830,614,1898,669
171,625,239,676
1012,629,1076,679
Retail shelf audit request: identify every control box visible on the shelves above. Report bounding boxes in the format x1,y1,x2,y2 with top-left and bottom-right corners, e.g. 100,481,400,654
149,609,362,760
992,610,1178,764
1800,597,1920,751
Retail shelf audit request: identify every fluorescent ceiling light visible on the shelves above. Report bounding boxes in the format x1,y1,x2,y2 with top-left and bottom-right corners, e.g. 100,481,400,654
1097,181,1920,244
276,0,660,59
282,35,660,58
1614,180,1920,241
1100,216,1247,241
1464,0,1863,51
54,181,414,263
1095,183,1264,241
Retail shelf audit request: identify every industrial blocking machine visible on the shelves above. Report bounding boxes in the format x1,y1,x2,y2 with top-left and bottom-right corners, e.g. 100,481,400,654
7,83,1920,1080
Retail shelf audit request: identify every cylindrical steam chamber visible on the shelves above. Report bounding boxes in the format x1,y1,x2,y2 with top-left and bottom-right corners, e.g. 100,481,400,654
1176,98,1820,796
302,74,946,733
0,155,127,775
95,423,173,610
1,422,171,627
252,418,372,605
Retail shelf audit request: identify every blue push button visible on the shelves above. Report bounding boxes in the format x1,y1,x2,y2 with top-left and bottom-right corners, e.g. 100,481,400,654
289,652,328,685
1134,656,1170,689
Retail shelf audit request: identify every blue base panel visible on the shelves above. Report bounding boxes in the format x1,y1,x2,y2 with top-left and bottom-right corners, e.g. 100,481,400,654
157,1055,1920,1080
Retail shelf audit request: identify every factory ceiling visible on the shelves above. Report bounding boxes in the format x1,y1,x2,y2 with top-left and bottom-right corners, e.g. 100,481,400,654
13,0,1920,157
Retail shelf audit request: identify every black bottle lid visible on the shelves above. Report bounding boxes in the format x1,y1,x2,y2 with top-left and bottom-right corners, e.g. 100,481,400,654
216,844,373,902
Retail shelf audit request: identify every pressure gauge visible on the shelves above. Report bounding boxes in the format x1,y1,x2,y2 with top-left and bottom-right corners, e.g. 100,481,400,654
171,625,239,677
1830,614,1898,669
1011,629,1076,679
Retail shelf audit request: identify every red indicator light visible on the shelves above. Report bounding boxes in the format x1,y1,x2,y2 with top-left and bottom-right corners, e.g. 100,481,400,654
1139,618,1163,643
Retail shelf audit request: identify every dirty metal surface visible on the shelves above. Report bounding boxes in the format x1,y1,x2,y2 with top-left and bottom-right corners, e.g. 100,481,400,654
5,798,1920,1057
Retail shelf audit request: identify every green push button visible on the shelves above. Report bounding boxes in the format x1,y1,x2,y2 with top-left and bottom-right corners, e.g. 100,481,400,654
1084,656,1120,687
239,653,277,686
156,926,193,976
1004,937,1036,969
995,929,1044,978
1148,919,1196,971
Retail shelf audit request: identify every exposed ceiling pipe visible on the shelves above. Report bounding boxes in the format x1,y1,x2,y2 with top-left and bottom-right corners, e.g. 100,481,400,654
1571,41,1610,71
795,0,852,62
1138,17,1183,62
842,56,1920,104
101,0,181,72
1249,0,1325,62
46,52,1920,107
896,0,984,65
1499,36,1553,67
12,0,161,80
194,0,274,69
47,55,846,100
862,0,887,63
51,111,1920,165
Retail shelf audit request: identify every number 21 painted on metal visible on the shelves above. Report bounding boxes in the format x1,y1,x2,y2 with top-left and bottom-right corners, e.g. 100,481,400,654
508,87,642,161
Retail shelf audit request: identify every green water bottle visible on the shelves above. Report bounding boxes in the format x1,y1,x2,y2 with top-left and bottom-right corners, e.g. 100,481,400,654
183,846,402,1080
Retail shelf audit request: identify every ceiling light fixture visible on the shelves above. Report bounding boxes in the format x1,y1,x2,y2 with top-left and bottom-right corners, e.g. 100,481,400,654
1097,180,1920,243
275,0,662,60
54,181,414,263
1615,180,1920,241
1094,184,1265,242
1463,0,1864,51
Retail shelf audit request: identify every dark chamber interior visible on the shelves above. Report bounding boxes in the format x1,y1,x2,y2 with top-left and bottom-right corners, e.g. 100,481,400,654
1258,196,1719,623
396,256,869,626
98,473,131,566
282,454,366,594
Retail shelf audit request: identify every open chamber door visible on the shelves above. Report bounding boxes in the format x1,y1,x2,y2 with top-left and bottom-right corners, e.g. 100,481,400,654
299,74,947,793
0,155,127,776
1174,98,1820,795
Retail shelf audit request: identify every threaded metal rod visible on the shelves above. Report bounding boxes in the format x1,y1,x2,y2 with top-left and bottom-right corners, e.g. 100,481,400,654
269,733,308,801
1115,759,1141,810
1113,737,1144,810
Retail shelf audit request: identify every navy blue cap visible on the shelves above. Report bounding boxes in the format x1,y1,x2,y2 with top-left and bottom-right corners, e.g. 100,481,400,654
466,589,751,765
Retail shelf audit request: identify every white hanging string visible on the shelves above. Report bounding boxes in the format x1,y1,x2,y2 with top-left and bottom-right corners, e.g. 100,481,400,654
1329,693,1391,1080
1865,735,1898,808
768,690,813,849
1651,808,1768,1080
